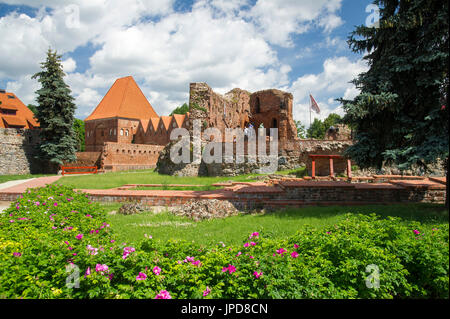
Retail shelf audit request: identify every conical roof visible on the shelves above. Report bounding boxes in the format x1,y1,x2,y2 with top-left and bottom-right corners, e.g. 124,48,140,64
85,76,158,121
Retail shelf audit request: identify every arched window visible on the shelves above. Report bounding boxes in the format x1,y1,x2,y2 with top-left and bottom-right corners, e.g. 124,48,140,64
120,129,124,136
125,129,129,137
272,118,278,128
255,97,261,113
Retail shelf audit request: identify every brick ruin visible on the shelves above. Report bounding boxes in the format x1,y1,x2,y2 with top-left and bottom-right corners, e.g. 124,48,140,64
158,82,352,176
78,76,353,175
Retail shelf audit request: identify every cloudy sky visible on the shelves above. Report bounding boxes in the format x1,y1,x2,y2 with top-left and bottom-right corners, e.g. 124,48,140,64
0,0,372,127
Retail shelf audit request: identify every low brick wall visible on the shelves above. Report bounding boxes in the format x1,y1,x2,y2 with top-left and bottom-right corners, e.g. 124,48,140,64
78,177,446,208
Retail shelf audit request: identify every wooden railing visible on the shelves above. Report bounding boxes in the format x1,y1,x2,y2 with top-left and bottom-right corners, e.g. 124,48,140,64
308,154,352,178
61,166,98,176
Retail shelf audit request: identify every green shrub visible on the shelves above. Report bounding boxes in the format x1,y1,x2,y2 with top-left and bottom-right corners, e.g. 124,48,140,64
0,185,448,299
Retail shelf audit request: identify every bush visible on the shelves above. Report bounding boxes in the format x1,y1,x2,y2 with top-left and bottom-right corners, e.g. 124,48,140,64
0,185,448,299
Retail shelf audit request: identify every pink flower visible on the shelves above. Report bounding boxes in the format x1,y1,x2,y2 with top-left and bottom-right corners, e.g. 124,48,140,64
250,232,259,238
184,256,195,263
153,266,161,275
326,231,331,235
53,202,58,207
236,251,242,257
250,242,256,246
253,271,262,279
203,287,211,297
222,264,236,274
294,243,300,249
276,248,287,255
9,220,14,223
85,267,91,276
413,229,420,235
13,252,21,257
243,242,249,247
122,246,136,259
86,214,92,218
136,272,147,281
291,251,299,258
155,290,171,299
75,233,83,240
192,260,202,267
95,264,109,274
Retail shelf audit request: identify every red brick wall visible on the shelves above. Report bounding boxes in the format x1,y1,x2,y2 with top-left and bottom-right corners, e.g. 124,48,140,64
100,142,164,171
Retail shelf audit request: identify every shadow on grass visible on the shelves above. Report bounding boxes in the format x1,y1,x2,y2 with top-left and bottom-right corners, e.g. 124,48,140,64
260,203,449,225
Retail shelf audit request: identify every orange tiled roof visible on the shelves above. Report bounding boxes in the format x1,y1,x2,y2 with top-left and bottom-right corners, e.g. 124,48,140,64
172,114,186,128
1,115,26,127
85,76,158,121
0,92,39,129
149,117,160,131
160,116,172,130
139,119,150,134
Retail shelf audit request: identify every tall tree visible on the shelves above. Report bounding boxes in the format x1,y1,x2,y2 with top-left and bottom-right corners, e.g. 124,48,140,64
170,103,189,116
73,118,85,152
323,113,342,131
307,118,326,139
339,0,448,206
32,48,78,169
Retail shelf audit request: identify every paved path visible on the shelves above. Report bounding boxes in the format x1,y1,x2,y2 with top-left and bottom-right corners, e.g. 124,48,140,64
0,176,62,200
0,178,36,190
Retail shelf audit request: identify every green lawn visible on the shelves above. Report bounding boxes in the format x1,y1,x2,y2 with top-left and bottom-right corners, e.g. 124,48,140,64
0,173,54,184
103,203,449,247
55,169,262,189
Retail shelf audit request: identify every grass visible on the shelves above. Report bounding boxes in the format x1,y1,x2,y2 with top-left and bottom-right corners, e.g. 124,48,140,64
102,202,449,247
275,166,307,177
55,169,261,189
0,174,54,184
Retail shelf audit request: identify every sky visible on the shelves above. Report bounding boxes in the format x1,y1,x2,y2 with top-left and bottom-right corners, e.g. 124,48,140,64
0,0,373,127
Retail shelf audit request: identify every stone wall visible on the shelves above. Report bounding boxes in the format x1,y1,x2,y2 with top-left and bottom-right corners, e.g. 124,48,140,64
0,128,42,175
188,83,251,136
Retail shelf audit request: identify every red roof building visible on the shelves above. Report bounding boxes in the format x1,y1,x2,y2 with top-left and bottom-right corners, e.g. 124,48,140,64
84,76,189,151
0,90,39,129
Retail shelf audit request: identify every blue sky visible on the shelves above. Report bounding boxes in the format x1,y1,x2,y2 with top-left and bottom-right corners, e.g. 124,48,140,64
0,0,373,126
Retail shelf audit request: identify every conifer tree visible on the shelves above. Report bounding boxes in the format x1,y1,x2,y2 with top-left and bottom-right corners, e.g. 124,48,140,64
32,48,78,169
339,0,448,205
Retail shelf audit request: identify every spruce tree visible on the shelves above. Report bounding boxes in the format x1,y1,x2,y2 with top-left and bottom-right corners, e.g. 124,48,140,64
339,0,448,205
32,48,78,169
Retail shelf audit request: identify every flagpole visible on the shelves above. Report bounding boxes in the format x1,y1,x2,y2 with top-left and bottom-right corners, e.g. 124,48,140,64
309,92,312,131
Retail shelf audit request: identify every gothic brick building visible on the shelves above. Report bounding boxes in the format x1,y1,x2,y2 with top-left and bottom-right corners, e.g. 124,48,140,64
84,76,188,151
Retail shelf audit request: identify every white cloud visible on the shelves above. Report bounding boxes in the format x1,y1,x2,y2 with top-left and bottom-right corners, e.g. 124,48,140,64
0,0,355,123
290,56,368,127
86,4,291,116
62,57,77,73
247,0,343,47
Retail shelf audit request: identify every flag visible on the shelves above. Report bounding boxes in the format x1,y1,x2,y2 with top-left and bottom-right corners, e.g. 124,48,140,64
310,94,320,114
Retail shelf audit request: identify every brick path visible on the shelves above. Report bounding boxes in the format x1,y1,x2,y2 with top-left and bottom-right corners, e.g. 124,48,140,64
0,176,62,201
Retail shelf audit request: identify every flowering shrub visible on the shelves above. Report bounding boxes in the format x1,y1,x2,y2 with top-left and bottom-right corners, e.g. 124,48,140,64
0,185,448,299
